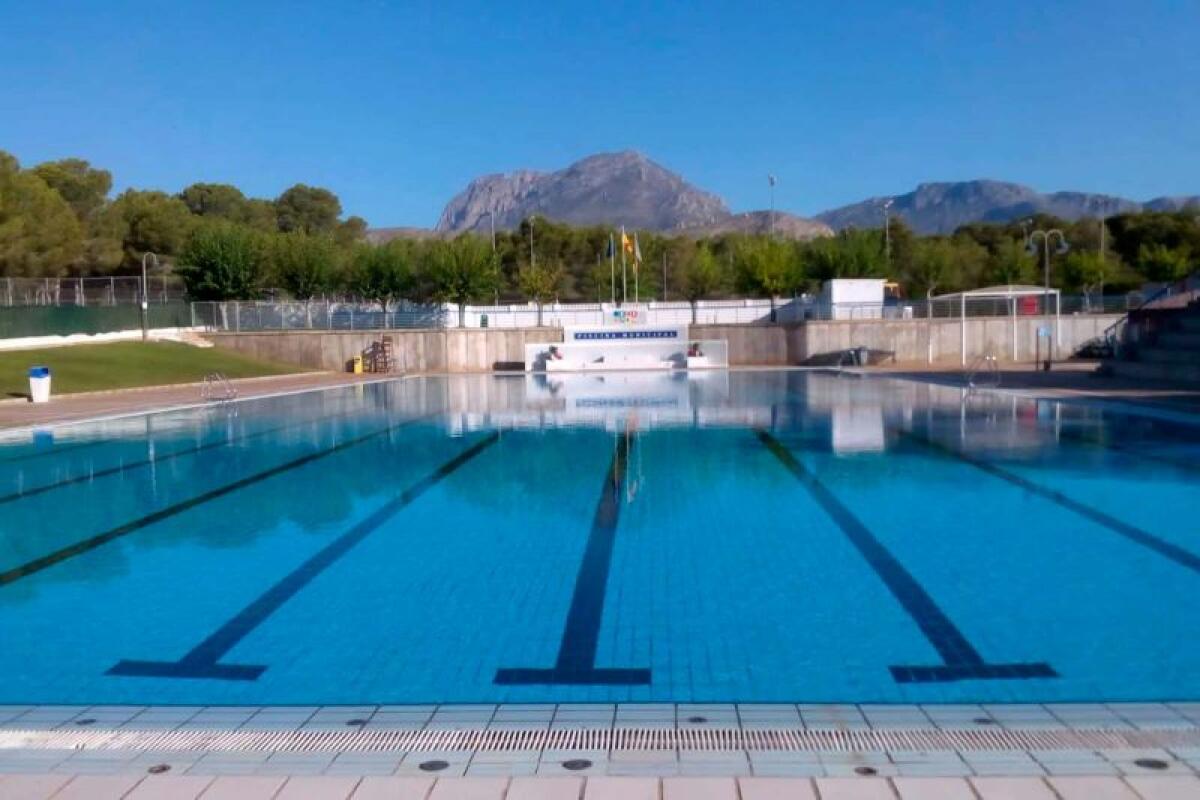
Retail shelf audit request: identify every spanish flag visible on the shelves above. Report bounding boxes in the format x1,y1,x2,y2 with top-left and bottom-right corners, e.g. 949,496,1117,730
622,231,642,272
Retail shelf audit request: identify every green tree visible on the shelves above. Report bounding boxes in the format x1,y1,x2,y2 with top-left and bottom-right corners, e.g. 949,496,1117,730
334,215,368,247
423,234,501,326
0,152,83,277
271,232,338,301
986,238,1037,286
1062,250,1116,307
32,158,112,221
110,189,194,266
244,198,281,232
679,244,724,322
178,183,251,220
803,229,886,284
1137,243,1193,283
734,237,800,318
517,260,564,326
275,184,342,234
350,240,416,310
176,222,266,300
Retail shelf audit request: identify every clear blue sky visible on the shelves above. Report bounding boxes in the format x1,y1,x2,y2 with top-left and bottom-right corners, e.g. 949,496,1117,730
3,0,1198,227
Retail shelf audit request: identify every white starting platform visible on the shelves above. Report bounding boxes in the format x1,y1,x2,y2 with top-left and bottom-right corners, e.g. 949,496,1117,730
524,323,728,372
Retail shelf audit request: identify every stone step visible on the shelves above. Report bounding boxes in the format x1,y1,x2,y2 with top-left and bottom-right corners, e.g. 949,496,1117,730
1107,359,1200,385
1157,331,1200,350
1139,346,1200,364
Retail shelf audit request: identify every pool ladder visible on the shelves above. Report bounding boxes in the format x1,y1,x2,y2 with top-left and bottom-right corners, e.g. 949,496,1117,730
201,372,238,403
965,354,1001,390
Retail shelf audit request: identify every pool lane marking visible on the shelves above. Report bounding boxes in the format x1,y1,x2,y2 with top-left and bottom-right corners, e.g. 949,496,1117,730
0,415,431,589
494,432,652,686
755,428,1056,684
0,438,112,466
107,432,500,681
0,409,358,507
1056,427,1200,476
898,426,1200,576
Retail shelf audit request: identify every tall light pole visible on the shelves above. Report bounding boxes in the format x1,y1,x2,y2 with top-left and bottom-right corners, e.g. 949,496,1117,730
140,252,157,342
480,210,496,253
767,174,777,237
882,199,894,269
1026,229,1069,370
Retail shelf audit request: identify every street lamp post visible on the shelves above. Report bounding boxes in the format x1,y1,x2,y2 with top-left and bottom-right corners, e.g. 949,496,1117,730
480,211,496,253
140,252,157,342
767,174,777,237
1025,229,1069,370
882,199,894,269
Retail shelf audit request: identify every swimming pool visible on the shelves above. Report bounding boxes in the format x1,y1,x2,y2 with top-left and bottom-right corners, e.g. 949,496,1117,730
1,370,1197,706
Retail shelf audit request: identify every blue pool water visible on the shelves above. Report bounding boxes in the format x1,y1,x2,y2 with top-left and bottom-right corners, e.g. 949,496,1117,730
1,370,1198,705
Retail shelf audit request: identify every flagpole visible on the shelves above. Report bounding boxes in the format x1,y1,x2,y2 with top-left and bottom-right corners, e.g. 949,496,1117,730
609,232,615,305
621,226,627,305
634,233,640,304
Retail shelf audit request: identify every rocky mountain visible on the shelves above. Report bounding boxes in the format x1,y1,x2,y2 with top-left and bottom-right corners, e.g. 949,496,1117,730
364,226,444,244
680,210,832,239
435,151,731,233
816,180,1200,235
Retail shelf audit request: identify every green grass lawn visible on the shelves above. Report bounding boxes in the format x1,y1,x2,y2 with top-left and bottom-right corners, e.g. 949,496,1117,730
1,341,301,398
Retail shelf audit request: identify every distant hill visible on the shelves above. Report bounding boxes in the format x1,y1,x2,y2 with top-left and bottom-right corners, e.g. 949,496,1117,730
364,226,444,244
435,150,731,233
816,180,1200,235
679,210,832,240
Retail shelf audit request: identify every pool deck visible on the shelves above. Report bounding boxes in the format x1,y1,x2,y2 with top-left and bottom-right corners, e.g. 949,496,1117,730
2,703,1199,797
0,372,395,431
855,361,1200,414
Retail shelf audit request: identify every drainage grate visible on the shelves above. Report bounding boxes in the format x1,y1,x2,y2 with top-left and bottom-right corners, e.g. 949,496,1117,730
2,726,1199,754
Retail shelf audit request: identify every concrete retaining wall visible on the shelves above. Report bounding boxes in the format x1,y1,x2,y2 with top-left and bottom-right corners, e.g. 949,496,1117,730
208,314,1121,372
793,314,1120,365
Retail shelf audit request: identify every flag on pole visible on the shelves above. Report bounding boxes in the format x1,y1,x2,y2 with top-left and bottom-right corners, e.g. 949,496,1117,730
632,233,642,273
621,231,634,257
605,235,614,259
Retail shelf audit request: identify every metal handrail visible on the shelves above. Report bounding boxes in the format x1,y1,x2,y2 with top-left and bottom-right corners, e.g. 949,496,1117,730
1102,270,1200,358
200,372,238,403
965,354,1001,390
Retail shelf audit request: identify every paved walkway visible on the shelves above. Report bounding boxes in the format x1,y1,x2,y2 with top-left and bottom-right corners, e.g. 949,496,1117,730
853,361,1200,414
3,773,1198,800
0,372,396,430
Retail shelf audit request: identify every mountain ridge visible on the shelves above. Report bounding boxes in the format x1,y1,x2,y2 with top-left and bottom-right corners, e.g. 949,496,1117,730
369,154,1199,241
816,179,1200,234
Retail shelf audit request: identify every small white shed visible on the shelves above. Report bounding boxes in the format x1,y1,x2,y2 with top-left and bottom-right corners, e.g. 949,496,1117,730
819,279,886,319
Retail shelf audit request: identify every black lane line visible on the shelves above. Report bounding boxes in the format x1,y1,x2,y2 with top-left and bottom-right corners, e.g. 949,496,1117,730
1056,428,1200,476
0,416,429,589
755,429,1055,684
898,426,1200,576
107,432,500,681
495,433,651,686
0,409,355,507
0,438,112,465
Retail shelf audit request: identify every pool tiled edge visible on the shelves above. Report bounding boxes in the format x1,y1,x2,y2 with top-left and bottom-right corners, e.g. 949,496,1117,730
2,703,1199,783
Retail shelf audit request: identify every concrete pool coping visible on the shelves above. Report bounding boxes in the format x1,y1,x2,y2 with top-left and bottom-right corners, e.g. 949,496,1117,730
1,703,1199,797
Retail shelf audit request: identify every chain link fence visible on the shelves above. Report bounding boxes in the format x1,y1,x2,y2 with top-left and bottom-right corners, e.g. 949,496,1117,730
192,294,1131,333
0,276,187,307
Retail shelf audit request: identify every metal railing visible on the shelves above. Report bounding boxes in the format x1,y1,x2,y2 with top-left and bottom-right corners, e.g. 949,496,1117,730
190,294,1132,333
